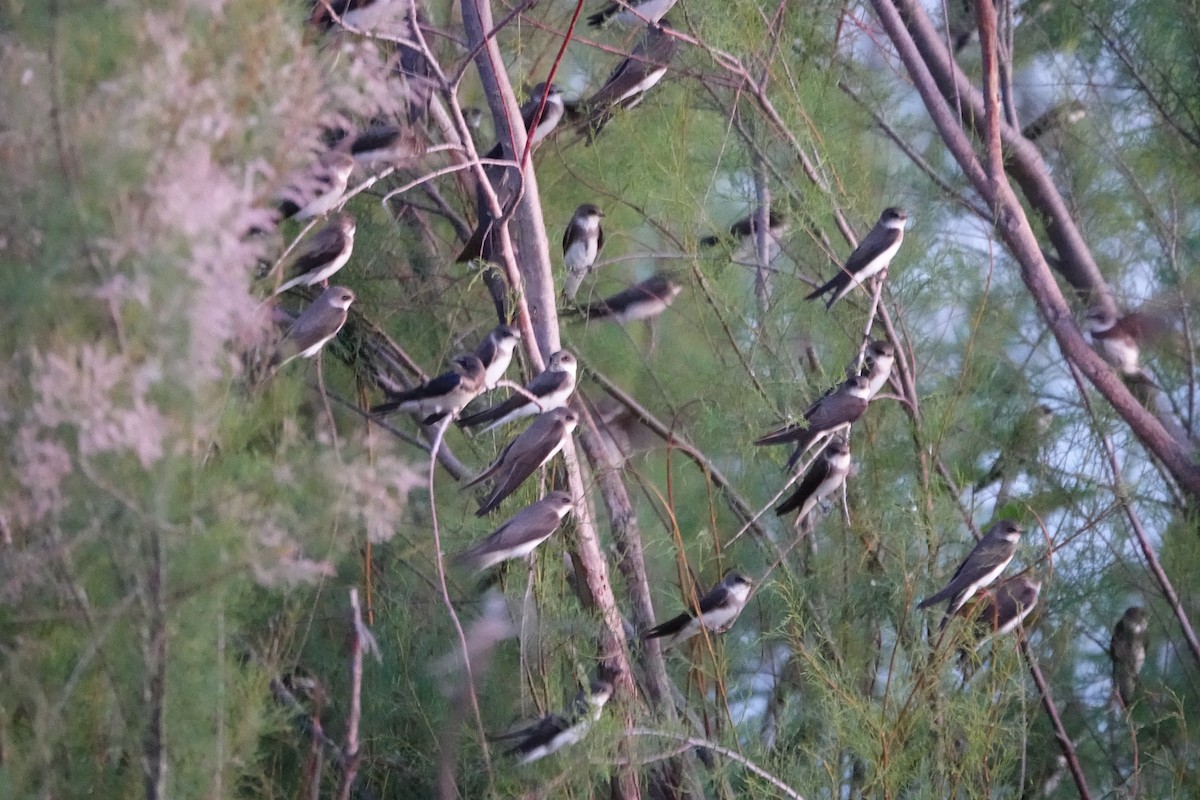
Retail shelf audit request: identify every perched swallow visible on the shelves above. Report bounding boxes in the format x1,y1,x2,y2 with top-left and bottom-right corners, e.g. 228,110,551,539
574,273,682,323
496,680,614,764
277,151,356,222
1111,605,1148,709
699,209,787,249
587,0,677,27
371,355,487,424
457,84,564,264
958,577,1041,638
464,408,579,516
482,82,565,161
273,213,356,296
755,375,871,471
272,286,355,366
775,437,851,521
918,520,1023,630
575,21,679,141
642,572,753,649
342,124,420,168
459,350,578,434
806,207,907,309
473,324,522,390
861,340,895,399
561,205,606,301
455,490,574,571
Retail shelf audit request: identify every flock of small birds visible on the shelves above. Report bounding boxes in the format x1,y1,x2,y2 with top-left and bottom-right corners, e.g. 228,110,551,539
257,0,1149,765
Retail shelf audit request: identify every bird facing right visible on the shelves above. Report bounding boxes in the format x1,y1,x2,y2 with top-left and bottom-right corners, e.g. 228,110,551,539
917,520,1024,630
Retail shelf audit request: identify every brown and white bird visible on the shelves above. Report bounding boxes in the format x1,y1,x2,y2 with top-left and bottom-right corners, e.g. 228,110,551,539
272,286,356,366
575,21,680,141
273,213,356,295
482,82,565,161
775,436,851,521
642,572,753,649
454,491,574,571
574,273,681,323
918,520,1023,630
806,208,907,309
277,151,356,222
957,577,1041,639
1083,305,1174,379
561,204,606,302
371,355,487,425
465,408,579,516
755,375,872,471
458,350,578,434
1111,605,1148,709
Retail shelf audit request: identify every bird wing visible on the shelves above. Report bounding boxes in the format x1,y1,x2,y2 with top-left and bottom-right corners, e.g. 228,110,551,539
918,536,1012,608
458,502,560,562
804,391,866,432
475,419,566,515
387,370,462,404
286,226,349,279
641,610,693,640
843,222,901,275
286,305,346,354
349,125,403,156
775,458,830,516
563,217,584,254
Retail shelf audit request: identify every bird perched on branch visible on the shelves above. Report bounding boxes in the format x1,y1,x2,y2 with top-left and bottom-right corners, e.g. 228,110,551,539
1110,605,1148,709
775,436,851,522
458,350,577,434
755,375,871,471
806,207,906,309
494,680,613,764
917,520,1023,630
271,286,355,367
276,151,356,223
371,355,487,425
272,213,356,296
465,408,579,516
573,21,679,142
642,572,753,649
561,205,606,302
956,577,1041,640
699,209,788,254
454,491,574,571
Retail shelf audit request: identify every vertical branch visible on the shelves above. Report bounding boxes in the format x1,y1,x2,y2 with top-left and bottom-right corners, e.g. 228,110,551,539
140,530,167,800
1019,636,1093,799
336,589,368,800
752,154,773,317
